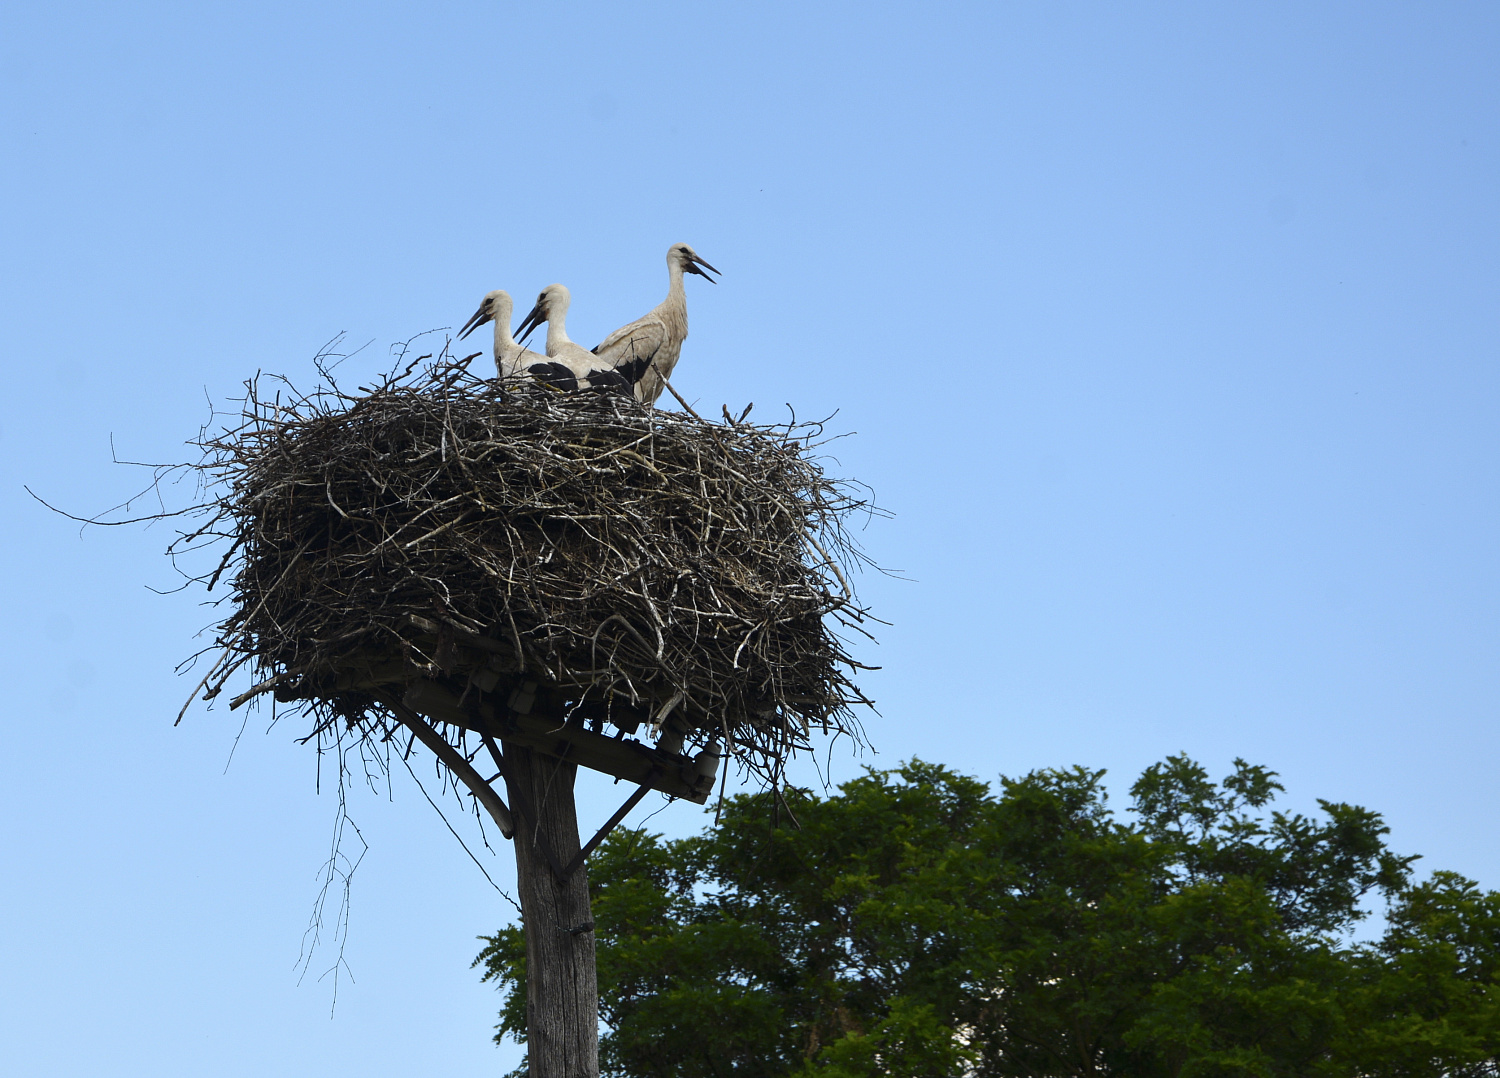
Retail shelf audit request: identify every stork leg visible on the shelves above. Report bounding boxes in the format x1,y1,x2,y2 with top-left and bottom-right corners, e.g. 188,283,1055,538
502,743,600,1078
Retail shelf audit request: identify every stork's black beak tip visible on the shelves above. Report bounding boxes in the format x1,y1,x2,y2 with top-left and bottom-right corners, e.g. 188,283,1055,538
458,305,492,340
514,305,544,344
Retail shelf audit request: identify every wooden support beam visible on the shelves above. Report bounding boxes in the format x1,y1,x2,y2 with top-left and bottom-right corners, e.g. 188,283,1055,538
561,782,653,882
401,679,712,804
379,694,516,838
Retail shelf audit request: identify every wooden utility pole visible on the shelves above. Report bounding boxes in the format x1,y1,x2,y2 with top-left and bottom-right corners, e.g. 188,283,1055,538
502,743,600,1078
396,679,714,1078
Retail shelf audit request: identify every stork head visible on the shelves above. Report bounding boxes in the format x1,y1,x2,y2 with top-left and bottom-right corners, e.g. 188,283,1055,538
458,290,512,341
669,242,719,283
514,283,570,344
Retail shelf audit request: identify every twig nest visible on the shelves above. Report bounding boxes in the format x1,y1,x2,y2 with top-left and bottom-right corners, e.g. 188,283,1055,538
198,361,875,778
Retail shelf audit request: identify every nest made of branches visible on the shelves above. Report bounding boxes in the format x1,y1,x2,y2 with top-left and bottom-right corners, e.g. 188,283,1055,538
176,351,878,782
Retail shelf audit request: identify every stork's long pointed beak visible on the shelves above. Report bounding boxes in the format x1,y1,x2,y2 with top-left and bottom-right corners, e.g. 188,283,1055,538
457,304,491,341
685,255,720,283
514,302,544,345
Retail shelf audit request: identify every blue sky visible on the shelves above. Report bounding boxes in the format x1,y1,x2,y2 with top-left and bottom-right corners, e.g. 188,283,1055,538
2,3,1497,1074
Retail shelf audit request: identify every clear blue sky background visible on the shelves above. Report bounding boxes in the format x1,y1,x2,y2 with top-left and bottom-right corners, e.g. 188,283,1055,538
2,3,1497,1074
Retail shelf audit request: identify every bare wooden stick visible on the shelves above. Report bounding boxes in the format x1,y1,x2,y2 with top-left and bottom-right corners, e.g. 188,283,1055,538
229,671,290,710
381,694,515,838
561,781,652,882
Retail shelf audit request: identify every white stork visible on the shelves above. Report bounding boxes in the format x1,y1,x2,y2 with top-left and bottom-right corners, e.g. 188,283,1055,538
514,284,599,367
457,290,547,379
461,287,633,393
591,243,719,405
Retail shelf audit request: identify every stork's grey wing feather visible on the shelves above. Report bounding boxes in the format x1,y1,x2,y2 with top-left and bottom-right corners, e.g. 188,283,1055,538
593,317,668,367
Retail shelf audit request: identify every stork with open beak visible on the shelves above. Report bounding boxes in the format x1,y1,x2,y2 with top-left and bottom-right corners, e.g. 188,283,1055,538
457,290,549,380
513,284,601,369
590,243,719,406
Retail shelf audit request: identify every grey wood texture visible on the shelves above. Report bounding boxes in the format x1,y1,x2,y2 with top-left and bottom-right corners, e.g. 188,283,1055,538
401,679,711,802
505,743,600,1078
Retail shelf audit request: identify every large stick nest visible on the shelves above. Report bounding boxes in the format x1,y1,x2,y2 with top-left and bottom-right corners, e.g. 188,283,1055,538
180,353,877,782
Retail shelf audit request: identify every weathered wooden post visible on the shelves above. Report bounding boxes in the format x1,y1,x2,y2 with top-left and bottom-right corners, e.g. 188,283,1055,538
504,747,597,1076
175,357,872,1076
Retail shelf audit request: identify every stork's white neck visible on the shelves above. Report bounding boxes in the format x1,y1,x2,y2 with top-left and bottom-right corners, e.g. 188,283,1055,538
666,258,686,301
546,300,574,353
493,296,517,358
494,320,517,357
657,259,690,343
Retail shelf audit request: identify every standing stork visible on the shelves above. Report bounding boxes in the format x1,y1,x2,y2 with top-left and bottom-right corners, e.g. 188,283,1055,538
591,243,719,405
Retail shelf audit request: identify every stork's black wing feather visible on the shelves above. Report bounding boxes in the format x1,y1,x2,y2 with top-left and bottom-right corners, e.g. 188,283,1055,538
525,362,579,392
582,367,630,390
612,356,651,385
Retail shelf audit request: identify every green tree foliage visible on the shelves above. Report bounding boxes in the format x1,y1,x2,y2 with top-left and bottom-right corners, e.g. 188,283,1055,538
476,757,1500,1077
